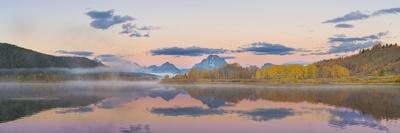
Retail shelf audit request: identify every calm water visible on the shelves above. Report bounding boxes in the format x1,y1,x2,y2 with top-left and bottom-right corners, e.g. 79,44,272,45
0,81,399,133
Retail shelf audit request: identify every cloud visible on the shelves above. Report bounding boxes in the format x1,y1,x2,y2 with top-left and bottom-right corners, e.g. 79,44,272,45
150,107,225,117
323,11,369,23
137,26,161,31
324,41,380,54
119,23,156,38
120,22,136,34
86,10,157,38
328,32,388,43
86,10,114,19
94,54,144,72
95,54,133,65
221,56,236,59
150,46,229,57
323,7,400,23
335,23,354,28
308,32,388,55
55,50,94,57
237,42,296,55
86,9,134,30
372,7,400,16
150,42,302,57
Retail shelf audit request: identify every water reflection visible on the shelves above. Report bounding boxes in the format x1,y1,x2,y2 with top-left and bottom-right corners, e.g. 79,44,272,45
120,124,151,133
239,108,295,122
328,109,389,131
0,82,399,133
148,87,181,101
150,107,225,117
0,95,100,123
56,107,94,114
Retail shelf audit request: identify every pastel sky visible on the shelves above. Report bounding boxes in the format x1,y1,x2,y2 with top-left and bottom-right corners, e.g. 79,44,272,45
1,0,400,68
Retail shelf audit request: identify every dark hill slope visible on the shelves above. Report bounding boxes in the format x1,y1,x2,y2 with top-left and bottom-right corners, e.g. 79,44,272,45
0,43,103,68
318,44,400,76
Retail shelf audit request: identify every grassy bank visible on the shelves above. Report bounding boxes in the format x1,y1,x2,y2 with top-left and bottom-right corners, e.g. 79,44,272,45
162,75,400,84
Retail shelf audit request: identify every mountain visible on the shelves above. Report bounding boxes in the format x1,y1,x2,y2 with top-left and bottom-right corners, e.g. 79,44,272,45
318,44,400,76
283,61,311,65
192,55,227,71
262,63,273,68
0,43,103,68
147,62,186,74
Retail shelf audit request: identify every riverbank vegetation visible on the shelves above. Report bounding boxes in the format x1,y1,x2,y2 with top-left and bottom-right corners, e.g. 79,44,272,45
0,69,158,82
164,44,400,84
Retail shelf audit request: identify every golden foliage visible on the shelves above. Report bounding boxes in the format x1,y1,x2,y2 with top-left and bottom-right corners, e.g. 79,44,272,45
170,63,351,81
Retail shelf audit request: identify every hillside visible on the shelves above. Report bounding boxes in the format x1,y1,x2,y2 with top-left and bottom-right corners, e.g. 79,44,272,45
0,43,104,68
318,44,400,76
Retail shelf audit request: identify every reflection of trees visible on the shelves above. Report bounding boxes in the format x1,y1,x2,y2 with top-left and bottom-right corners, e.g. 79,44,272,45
184,86,400,120
0,95,101,123
0,86,105,123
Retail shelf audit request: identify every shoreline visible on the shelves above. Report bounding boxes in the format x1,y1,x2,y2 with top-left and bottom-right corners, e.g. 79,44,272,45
161,81,400,86
162,76,400,85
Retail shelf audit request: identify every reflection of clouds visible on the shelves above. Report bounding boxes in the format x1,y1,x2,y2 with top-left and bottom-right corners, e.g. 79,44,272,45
120,124,151,133
328,109,388,131
150,106,296,122
239,108,295,122
56,107,93,114
150,107,225,117
300,107,388,131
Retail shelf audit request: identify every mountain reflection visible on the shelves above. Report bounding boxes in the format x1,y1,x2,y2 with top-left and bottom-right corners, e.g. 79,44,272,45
193,96,230,109
148,87,181,101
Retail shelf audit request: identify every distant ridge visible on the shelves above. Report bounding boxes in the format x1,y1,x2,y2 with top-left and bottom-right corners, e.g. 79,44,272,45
0,43,104,68
147,62,187,74
262,63,273,68
192,55,227,71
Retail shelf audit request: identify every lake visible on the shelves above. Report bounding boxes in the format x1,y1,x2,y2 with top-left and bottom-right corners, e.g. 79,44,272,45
0,81,399,133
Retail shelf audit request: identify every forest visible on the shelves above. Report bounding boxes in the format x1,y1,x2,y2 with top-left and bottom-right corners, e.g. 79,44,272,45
0,70,158,82
165,44,400,83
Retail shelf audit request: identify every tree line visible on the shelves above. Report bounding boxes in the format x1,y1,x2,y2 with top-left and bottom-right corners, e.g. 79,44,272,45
167,63,350,81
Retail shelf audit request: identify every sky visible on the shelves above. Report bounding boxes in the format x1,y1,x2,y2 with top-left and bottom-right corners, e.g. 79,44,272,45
1,0,400,68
